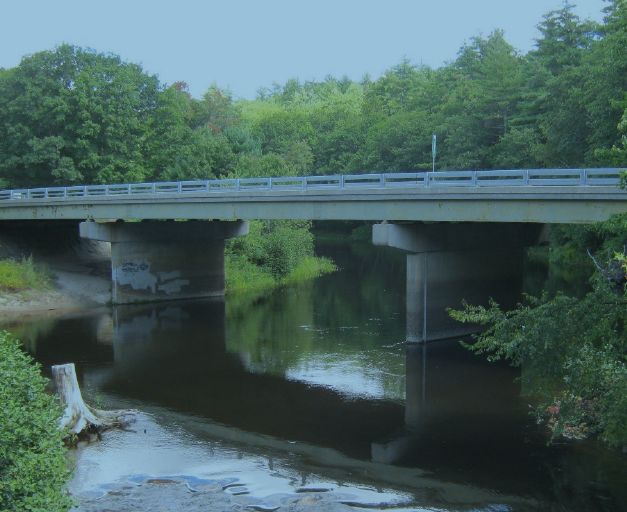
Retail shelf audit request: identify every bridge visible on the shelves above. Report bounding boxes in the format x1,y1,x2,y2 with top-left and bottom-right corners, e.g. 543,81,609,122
0,168,624,224
1,168,625,341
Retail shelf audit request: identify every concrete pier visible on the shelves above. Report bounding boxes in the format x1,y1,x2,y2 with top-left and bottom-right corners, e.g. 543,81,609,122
80,220,248,304
373,222,539,342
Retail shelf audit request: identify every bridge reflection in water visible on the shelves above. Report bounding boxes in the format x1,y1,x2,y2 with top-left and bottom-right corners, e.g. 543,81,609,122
13,235,627,510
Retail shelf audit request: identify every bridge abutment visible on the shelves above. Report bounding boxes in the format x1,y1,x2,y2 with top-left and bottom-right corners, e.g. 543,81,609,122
80,220,248,304
373,222,540,342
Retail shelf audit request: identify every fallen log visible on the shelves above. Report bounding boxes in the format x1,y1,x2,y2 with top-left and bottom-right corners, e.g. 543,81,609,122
51,363,135,435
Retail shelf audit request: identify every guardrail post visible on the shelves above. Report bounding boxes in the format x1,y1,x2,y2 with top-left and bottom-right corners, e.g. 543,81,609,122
379,174,385,187
471,171,477,186
523,170,529,185
268,178,273,190
177,182,182,193
340,175,344,189
302,177,306,190
236,179,241,191
44,188,49,199
425,173,430,188
580,169,588,185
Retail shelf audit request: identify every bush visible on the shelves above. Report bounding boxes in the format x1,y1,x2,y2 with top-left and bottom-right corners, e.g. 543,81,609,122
227,220,315,279
225,253,275,295
0,331,72,511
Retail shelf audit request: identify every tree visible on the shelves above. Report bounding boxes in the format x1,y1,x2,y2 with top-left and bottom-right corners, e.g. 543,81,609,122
0,45,160,187
357,111,433,171
436,31,526,169
583,0,627,163
528,4,598,166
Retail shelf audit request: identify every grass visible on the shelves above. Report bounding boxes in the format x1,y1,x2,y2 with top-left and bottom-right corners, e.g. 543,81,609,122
0,257,51,292
225,255,336,295
280,256,337,285
225,254,276,295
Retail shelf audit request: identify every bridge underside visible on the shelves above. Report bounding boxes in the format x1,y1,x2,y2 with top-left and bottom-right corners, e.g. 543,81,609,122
373,222,540,343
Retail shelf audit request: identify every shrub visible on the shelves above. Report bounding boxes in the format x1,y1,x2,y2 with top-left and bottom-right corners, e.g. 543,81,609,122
227,219,315,279
0,331,72,511
225,253,275,295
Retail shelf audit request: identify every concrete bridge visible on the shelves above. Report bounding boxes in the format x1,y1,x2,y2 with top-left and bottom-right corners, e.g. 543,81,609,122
1,168,625,341
0,168,624,223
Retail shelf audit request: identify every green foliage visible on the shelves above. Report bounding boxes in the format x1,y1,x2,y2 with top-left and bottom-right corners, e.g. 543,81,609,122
358,111,432,171
0,257,50,292
582,0,627,162
226,151,326,283
450,216,627,447
232,153,295,179
225,248,335,296
0,45,237,188
227,220,315,280
281,256,336,285
0,331,72,511
1,2,625,191
225,253,275,295
0,45,160,186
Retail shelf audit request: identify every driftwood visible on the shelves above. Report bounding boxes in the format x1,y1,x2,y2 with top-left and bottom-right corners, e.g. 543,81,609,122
51,363,135,435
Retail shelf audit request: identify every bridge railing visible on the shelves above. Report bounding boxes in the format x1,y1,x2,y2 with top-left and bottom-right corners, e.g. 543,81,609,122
0,168,622,202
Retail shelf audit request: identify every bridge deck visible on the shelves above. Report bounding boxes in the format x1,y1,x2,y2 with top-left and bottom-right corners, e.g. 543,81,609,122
0,169,625,224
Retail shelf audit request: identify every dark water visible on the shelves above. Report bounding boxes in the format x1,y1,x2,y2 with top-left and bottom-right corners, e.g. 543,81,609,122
5,242,626,511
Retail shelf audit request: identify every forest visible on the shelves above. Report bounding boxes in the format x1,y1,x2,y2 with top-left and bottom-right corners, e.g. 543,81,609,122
0,2,625,448
0,3,626,189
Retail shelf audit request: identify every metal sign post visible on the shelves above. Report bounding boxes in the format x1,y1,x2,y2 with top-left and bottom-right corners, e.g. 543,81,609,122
431,134,437,172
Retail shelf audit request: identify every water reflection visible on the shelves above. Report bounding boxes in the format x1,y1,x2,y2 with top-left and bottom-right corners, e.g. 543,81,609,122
105,300,404,461
4,241,626,511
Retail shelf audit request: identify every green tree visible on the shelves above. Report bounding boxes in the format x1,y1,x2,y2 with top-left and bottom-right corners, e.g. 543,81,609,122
437,31,526,169
357,111,432,171
144,84,235,181
0,45,160,186
584,0,627,163
528,4,598,166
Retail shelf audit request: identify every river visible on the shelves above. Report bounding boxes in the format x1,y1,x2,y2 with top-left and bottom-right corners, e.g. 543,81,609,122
4,241,626,511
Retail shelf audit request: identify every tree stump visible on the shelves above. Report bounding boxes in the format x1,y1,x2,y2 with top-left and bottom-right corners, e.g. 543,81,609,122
51,363,135,435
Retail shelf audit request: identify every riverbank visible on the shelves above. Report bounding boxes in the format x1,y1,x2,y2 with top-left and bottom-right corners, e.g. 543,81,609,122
226,255,336,296
0,256,335,320
0,228,111,318
0,265,111,319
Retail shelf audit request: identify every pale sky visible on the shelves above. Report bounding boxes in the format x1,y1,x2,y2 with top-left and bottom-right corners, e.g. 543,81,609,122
0,0,607,99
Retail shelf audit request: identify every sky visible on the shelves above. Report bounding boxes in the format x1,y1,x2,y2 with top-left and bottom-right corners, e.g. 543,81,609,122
0,0,607,99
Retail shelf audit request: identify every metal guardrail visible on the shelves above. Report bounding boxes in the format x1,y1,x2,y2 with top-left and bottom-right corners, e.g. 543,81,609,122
0,168,622,202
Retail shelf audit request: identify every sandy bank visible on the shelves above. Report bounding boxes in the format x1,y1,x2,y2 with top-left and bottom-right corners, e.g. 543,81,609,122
0,265,111,319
